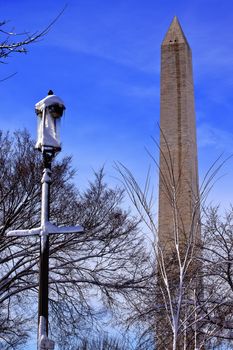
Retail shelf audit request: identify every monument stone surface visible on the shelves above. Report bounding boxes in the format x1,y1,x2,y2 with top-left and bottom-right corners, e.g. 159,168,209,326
157,17,201,349
159,16,199,250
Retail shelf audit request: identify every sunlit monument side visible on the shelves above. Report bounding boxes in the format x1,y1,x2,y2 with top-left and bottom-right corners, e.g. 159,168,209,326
157,17,201,349
7,91,84,350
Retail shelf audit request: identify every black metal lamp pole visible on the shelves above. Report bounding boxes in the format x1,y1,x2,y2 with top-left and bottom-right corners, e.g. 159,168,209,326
38,151,54,349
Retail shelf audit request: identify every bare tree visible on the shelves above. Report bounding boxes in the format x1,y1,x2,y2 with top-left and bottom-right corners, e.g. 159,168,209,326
116,147,230,349
74,334,132,350
200,206,233,348
0,130,151,349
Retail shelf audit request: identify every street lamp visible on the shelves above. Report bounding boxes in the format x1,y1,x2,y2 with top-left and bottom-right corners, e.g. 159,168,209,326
7,91,84,350
35,89,64,153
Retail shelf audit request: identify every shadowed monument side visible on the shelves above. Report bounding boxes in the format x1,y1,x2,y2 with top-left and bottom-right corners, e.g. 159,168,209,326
156,17,202,349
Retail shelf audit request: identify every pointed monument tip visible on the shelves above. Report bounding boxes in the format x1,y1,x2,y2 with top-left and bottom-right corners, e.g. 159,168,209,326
162,16,189,47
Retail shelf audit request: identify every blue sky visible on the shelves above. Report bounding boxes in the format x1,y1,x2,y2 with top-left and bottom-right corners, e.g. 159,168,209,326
1,0,233,209
2,2,233,348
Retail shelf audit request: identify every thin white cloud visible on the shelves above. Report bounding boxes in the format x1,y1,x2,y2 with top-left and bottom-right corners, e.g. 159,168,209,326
197,123,233,151
99,79,160,99
38,3,161,74
47,33,159,73
124,84,159,98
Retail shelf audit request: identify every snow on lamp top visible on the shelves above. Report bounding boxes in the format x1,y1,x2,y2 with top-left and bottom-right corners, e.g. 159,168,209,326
35,91,65,152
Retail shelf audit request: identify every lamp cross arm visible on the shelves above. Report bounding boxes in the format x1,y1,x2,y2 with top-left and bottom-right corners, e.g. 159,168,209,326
6,227,42,237
43,221,84,235
6,221,84,238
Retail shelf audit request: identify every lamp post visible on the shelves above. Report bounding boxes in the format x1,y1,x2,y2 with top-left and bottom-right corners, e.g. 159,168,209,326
7,91,84,350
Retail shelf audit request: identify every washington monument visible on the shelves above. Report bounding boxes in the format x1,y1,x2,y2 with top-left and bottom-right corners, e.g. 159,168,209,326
157,17,200,349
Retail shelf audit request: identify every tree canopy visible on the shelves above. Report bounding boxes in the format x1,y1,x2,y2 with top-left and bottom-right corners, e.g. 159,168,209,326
0,130,152,350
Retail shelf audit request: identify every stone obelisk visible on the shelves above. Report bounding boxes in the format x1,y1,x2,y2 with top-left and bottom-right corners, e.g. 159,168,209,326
157,17,200,349
159,16,199,249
